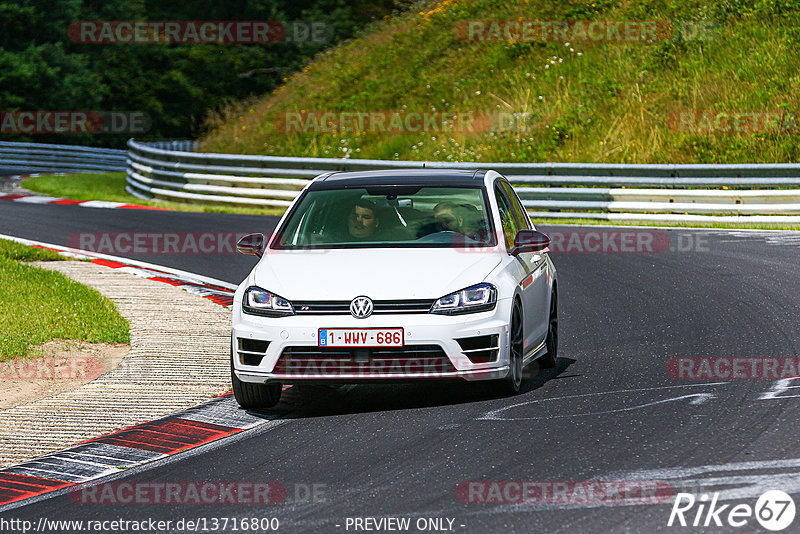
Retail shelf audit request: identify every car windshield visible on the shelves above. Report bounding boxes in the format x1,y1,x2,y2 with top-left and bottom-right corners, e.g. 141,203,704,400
274,186,495,248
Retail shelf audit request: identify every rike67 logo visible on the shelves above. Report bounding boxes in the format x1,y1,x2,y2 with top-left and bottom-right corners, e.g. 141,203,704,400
669,490,796,531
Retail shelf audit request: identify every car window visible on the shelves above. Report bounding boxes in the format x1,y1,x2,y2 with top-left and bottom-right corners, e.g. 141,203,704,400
494,184,520,251
274,186,495,249
500,181,531,230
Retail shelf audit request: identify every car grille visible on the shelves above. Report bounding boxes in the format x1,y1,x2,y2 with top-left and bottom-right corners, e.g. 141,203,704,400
273,345,455,376
292,299,435,315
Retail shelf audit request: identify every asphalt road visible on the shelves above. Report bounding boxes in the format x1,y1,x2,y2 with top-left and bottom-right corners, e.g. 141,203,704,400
3,202,800,533
0,201,270,283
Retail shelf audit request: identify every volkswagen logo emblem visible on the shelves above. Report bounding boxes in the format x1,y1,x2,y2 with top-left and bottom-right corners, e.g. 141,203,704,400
350,296,373,319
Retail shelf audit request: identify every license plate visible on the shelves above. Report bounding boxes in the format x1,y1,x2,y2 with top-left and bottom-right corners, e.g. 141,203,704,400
318,328,404,348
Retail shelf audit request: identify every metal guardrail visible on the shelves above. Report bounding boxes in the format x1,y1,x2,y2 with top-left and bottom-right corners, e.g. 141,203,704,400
3,140,800,221
126,139,800,221
0,141,126,173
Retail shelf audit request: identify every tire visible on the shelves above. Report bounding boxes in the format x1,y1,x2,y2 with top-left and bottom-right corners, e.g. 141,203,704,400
538,289,558,369
495,300,524,395
231,348,282,409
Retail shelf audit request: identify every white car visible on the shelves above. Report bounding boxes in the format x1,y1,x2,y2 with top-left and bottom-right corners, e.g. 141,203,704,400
231,169,558,408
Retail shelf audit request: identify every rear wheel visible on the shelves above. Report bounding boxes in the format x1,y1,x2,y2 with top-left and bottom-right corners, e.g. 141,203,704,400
495,301,524,395
538,290,558,369
231,348,282,409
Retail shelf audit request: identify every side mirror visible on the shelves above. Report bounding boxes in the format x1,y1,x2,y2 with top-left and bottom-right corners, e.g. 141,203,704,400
237,233,266,258
511,229,550,255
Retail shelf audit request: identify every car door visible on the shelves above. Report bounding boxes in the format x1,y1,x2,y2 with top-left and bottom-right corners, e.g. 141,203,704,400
496,179,549,352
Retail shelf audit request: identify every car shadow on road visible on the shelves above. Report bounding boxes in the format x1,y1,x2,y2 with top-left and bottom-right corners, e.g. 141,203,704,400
520,357,579,395
252,357,577,419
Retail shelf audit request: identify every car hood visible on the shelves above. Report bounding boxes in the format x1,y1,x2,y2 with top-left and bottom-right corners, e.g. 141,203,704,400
252,248,503,301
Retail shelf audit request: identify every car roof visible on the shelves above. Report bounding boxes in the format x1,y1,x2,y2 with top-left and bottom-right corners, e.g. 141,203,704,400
308,169,487,190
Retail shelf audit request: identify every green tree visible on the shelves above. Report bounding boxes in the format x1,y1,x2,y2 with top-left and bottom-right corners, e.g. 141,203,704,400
0,0,400,147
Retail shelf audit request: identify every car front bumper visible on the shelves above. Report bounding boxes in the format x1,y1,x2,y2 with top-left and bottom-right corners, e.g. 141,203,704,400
232,298,514,384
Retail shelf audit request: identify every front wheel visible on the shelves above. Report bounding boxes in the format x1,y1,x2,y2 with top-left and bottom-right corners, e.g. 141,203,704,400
231,348,282,409
494,301,524,395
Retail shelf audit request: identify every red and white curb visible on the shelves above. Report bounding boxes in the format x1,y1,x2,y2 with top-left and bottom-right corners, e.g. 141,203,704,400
0,234,297,509
0,234,235,307
0,175,165,210
0,395,282,508
0,192,164,211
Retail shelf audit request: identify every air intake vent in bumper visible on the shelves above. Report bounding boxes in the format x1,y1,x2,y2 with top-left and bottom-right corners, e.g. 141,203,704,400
237,338,270,366
456,334,499,363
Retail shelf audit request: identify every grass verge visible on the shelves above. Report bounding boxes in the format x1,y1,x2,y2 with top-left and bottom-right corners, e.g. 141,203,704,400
201,0,800,164
22,172,286,216
0,239,130,361
190,0,800,228
20,2,797,228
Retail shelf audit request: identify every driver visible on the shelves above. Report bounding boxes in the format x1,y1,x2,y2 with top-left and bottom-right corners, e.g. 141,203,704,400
347,199,381,240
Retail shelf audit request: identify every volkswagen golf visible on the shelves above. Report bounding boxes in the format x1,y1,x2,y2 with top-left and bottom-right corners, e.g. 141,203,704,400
231,169,558,408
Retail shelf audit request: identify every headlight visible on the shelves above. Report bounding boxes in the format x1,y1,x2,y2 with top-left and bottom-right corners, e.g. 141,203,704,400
242,286,295,317
430,283,497,315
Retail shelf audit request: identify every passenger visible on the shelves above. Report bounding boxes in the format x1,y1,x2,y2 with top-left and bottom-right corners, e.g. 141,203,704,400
457,203,485,240
433,201,467,233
